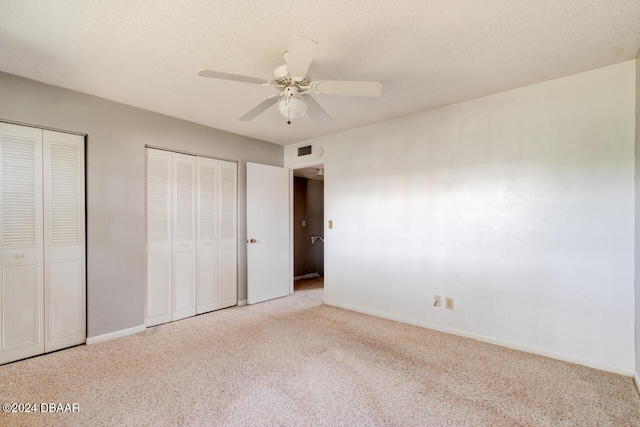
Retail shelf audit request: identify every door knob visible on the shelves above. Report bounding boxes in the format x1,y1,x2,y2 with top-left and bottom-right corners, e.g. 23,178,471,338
249,239,257,243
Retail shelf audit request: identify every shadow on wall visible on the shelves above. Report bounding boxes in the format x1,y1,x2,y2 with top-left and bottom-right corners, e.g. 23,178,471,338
294,176,324,277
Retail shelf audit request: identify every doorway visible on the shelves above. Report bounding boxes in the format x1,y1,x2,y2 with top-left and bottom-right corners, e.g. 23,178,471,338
292,165,324,294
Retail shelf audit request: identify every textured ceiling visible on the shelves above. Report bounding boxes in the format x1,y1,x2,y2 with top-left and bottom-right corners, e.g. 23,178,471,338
1,1,639,145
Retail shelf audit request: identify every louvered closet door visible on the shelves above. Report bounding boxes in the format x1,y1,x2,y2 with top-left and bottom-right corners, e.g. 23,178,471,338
196,157,218,314
147,151,237,323
196,158,237,313
172,153,197,321
0,123,44,365
145,149,173,326
43,130,86,352
217,160,237,309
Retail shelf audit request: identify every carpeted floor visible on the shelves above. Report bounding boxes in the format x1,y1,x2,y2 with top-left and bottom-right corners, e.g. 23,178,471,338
1,278,639,426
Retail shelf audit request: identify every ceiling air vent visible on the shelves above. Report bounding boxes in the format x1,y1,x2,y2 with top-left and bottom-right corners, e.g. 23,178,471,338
297,145,312,156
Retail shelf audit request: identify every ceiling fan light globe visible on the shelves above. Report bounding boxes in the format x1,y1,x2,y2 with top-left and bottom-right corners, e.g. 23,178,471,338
279,98,307,120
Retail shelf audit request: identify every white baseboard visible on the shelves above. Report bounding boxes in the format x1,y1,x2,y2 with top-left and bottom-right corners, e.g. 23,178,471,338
325,299,636,377
238,299,247,306
86,324,146,345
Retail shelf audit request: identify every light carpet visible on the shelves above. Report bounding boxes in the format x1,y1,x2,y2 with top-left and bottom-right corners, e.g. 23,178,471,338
1,278,639,426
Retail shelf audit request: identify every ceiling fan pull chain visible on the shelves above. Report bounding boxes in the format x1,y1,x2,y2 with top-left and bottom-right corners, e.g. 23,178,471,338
286,88,293,124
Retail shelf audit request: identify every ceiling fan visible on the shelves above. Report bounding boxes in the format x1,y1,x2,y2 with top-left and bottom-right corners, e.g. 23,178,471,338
198,34,382,125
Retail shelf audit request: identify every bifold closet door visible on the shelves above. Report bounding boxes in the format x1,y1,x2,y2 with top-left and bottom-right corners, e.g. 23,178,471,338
0,123,85,365
196,157,218,314
146,149,197,324
145,149,173,326
0,124,44,365
147,148,236,325
217,160,237,309
172,153,197,321
43,130,86,353
196,158,237,314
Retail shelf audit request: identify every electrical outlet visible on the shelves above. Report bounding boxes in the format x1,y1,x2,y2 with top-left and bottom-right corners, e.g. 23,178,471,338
433,295,441,307
446,298,454,310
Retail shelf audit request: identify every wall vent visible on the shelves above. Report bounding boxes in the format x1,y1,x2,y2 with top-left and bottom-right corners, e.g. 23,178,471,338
297,145,312,156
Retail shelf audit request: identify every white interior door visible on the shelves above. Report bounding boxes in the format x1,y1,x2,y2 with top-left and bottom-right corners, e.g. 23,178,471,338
43,130,85,353
247,162,290,304
0,123,44,365
145,148,173,326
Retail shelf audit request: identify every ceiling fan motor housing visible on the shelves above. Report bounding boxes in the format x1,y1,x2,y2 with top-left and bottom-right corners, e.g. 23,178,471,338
272,64,311,92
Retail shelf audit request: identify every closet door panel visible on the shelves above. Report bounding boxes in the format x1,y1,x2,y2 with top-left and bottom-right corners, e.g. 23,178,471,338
43,131,85,352
218,161,237,309
172,153,196,320
173,250,195,319
0,263,41,362
145,149,172,326
196,157,218,314
196,253,217,314
0,123,44,365
146,253,172,321
218,243,237,309
46,259,83,351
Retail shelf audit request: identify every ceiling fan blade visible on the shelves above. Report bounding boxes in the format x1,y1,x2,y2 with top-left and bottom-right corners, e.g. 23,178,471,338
313,80,382,97
302,95,333,126
237,96,280,121
286,34,318,79
198,69,270,85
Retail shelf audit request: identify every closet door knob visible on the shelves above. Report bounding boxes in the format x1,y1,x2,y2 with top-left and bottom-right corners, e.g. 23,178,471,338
16,253,24,259
249,239,257,244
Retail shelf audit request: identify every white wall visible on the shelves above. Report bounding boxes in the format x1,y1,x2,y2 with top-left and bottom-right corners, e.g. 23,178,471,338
0,72,282,338
286,60,636,373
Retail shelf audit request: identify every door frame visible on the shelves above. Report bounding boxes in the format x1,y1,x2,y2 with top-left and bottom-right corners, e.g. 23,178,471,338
289,160,326,299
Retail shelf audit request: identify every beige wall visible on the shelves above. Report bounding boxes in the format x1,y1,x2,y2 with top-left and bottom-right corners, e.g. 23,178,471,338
0,72,282,338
